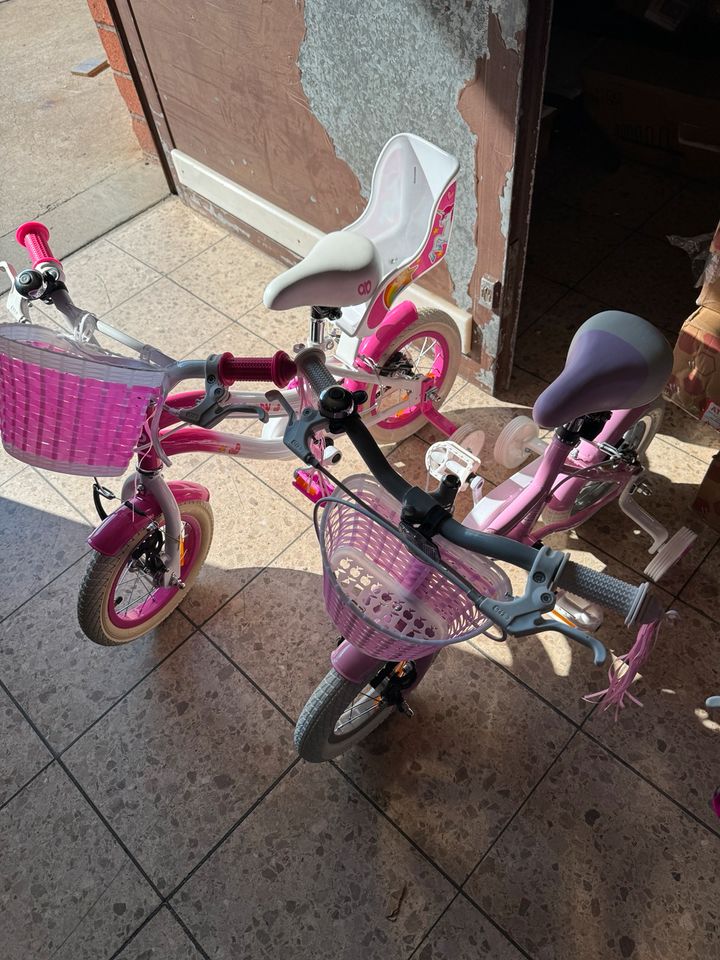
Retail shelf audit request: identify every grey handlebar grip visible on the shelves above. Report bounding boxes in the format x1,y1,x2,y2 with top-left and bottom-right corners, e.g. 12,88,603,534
557,561,644,624
297,349,337,396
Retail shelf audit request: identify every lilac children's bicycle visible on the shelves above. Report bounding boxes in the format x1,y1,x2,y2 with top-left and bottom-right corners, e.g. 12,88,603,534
284,314,694,761
0,134,465,646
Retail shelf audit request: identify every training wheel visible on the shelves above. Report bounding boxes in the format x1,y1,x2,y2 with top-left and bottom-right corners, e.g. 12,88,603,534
493,415,544,470
643,527,697,582
449,422,485,457
706,696,720,708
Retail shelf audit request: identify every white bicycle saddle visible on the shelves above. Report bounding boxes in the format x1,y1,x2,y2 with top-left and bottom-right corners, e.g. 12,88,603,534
263,231,382,311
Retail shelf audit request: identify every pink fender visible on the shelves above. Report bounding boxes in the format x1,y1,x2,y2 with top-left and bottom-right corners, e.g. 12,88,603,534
343,300,418,394
87,480,210,557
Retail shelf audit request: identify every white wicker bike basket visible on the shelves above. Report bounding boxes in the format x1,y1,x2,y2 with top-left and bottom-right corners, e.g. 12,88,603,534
318,475,512,660
0,323,166,476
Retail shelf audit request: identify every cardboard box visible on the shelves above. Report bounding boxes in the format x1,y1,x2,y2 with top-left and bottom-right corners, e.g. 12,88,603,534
582,40,720,178
665,224,720,424
692,452,720,530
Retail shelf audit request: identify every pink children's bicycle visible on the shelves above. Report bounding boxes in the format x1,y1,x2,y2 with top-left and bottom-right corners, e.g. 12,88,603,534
285,314,695,761
0,134,465,646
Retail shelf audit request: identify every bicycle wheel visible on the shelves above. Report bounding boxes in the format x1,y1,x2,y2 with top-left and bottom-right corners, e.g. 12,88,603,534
565,404,665,521
78,500,213,646
361,308,461,444
295,660,416,762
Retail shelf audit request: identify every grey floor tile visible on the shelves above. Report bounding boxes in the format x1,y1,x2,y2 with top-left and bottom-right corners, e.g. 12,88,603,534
680,542,720,622
171,235,280,322
576,232,697,335
109,198,226,274
117,907,202,959
536,159,680,235
578,437,718,592
467,735,720,960
642,178,720,241
237,301,310,353
64,635,294,894
517,271,569,334
0,444,24,487
526,201,629,286
657,398,718,467
0,555,192,752
337,646,573,882
0,687,51,807
173,762,454,959
48,239,160,317
513,289,611,385
177,456,310,624
204,526,337,721
0,468,90,621
587,600,720,832
413,896,523,959
39,454,213,526
474,531,671,723
100,277,231,361
0,764,157,960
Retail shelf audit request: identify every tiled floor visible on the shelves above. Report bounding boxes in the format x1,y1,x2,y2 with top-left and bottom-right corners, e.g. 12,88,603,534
1,192,719,960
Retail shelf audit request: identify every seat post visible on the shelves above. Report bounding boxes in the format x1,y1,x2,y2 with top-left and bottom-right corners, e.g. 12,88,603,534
308,305,341,346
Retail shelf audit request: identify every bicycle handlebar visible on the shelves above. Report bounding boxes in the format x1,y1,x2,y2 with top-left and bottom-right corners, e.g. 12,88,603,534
295,348,647,625
16,221,63,272
217,351,297,388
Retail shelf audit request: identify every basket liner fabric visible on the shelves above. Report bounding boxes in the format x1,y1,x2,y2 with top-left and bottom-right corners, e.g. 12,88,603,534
0,323,165,476
319,475,512,660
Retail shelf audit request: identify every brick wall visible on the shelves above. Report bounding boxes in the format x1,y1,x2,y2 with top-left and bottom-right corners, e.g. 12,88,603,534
86,0,158,159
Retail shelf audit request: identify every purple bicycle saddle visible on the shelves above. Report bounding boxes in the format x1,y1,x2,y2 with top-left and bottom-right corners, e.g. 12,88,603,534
533,311,673,429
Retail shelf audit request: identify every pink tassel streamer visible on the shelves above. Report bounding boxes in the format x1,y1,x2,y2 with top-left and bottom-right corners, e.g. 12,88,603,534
584,611,678,720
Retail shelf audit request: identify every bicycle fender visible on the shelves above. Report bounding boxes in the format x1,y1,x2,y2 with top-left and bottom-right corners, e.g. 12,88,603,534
87,481,210,557
343,300,418,393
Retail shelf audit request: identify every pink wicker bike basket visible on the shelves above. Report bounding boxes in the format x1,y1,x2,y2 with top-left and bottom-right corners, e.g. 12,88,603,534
0,323,165,476
318,476,512,660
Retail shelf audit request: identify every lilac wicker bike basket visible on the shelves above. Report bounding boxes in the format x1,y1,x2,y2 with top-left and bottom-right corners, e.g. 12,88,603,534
0,323,165,476
318,476,512,660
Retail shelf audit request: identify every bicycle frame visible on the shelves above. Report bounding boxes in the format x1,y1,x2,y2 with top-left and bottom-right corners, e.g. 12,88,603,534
483,404,656,543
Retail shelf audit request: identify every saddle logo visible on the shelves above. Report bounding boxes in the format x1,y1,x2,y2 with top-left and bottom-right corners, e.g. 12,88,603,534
357,279,372,296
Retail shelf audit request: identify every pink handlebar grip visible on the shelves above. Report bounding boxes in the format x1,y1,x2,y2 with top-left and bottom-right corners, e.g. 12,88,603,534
217,350,297,388
15,221,63,270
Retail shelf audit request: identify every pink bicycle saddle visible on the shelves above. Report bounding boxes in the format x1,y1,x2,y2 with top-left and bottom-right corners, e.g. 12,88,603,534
533,311,673,429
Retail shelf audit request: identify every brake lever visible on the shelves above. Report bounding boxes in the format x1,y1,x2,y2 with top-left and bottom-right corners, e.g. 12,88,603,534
267,388,329,465
474,546,607,665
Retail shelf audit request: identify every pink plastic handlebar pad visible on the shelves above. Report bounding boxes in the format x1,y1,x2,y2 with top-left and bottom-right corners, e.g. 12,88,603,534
15,221,63,270
217,350,297,387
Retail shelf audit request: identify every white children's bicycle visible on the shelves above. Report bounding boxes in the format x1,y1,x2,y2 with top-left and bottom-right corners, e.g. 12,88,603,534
0,134,467,646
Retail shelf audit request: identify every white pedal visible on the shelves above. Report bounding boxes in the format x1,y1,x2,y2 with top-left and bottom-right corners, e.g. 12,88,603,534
494,415,546,470
426,435,483,491
643,527,697,582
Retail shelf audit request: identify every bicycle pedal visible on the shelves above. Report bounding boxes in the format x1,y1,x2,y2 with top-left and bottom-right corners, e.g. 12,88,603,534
397,699,414,718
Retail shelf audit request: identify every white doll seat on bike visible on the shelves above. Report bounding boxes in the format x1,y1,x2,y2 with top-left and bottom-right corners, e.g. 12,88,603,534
533,312,673,429
263,133,459,335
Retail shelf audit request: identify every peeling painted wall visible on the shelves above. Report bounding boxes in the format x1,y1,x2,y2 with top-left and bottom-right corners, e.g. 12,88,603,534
300,0,526,312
